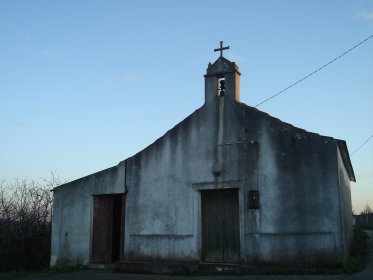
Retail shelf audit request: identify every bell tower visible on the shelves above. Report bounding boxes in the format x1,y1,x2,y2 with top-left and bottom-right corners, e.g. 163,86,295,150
204,41,241,105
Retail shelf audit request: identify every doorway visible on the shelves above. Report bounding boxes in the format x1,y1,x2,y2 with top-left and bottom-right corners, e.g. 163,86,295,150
201,188,240,263
91,194,125,263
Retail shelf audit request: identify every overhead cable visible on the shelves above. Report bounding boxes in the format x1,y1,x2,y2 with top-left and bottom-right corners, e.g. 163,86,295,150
255,34,373,108
351,134,373,156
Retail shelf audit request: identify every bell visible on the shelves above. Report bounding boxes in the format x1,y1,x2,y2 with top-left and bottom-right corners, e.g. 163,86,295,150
220,80,225,90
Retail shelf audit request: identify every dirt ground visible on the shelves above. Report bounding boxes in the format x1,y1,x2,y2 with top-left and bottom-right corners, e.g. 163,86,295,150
22,231,373,280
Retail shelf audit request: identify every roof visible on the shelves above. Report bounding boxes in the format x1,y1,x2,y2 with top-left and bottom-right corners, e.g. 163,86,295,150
337,140,356,182
236,101,356,182
205,56,241,77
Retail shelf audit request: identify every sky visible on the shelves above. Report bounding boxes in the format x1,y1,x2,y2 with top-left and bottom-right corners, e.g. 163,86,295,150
0,0,372,213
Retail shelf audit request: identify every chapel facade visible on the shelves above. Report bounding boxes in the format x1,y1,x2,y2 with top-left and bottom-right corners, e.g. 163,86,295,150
51,43,355,272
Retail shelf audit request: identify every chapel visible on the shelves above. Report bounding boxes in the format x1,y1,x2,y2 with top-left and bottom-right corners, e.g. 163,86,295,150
51,42,355,272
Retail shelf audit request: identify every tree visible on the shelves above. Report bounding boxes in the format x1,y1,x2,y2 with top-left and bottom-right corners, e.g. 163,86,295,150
360,204,373,215
0,175,60,272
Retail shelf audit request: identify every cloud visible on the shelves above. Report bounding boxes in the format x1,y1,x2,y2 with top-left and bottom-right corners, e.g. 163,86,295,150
353,11,373,20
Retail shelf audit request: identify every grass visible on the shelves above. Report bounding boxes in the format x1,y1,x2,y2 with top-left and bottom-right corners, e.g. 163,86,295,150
0,265,87,279
0,269,50,280
50,264,88,273
344,227,370,274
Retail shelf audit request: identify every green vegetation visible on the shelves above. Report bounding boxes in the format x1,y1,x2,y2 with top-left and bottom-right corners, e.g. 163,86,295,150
0,265,87,280
0,269,50,280
50,264,88,273
344,228,370,274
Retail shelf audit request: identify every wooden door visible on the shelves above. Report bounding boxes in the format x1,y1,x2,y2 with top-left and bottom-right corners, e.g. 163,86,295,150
92,195,113,263
201,188,240,263
91,194,125,263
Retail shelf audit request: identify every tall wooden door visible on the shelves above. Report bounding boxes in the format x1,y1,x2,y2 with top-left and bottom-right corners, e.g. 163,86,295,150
201,188,240,263
91,194,125,263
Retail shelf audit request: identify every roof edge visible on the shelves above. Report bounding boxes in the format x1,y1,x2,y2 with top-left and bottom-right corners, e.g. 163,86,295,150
337,140,356,182
51,164,120,192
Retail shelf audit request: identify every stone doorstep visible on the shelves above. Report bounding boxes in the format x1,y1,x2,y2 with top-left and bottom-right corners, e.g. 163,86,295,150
115,261,284,275
115,261,342,275
90,263,116,270
115,261,245,275
115,261,199,275
198,262,241,274
198,263,274,275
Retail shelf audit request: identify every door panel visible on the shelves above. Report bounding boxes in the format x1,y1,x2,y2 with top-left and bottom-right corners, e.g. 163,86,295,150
201,188,240,263
92,196,113,263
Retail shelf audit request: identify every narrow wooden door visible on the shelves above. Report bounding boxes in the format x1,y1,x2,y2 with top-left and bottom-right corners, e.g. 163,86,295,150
201,188,240,263
91,194,125,263
92,195,113,263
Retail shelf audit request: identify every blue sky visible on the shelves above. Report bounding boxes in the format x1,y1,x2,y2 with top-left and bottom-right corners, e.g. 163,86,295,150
0,0,372,212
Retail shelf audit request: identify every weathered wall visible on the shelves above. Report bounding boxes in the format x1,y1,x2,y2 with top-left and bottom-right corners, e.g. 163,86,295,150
337,146,353,261
125,103,218,262
123,62,348,264
123,62,246,262
50,163,125,266
214,94,344,263
51,57,353,267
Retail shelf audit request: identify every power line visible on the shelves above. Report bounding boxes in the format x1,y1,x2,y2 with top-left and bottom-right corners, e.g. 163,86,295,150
254,33,373,108
351,134,373,156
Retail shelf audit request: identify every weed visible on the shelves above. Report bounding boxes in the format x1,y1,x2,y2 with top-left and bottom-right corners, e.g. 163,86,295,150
344,228,369,274
0,269,49,280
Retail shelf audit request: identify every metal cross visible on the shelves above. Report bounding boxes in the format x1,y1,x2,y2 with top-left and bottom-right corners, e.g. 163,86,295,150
214,41,230,57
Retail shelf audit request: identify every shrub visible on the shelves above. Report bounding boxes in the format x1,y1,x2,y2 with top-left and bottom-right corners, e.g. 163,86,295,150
0,176,59,272
345,228,369,274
